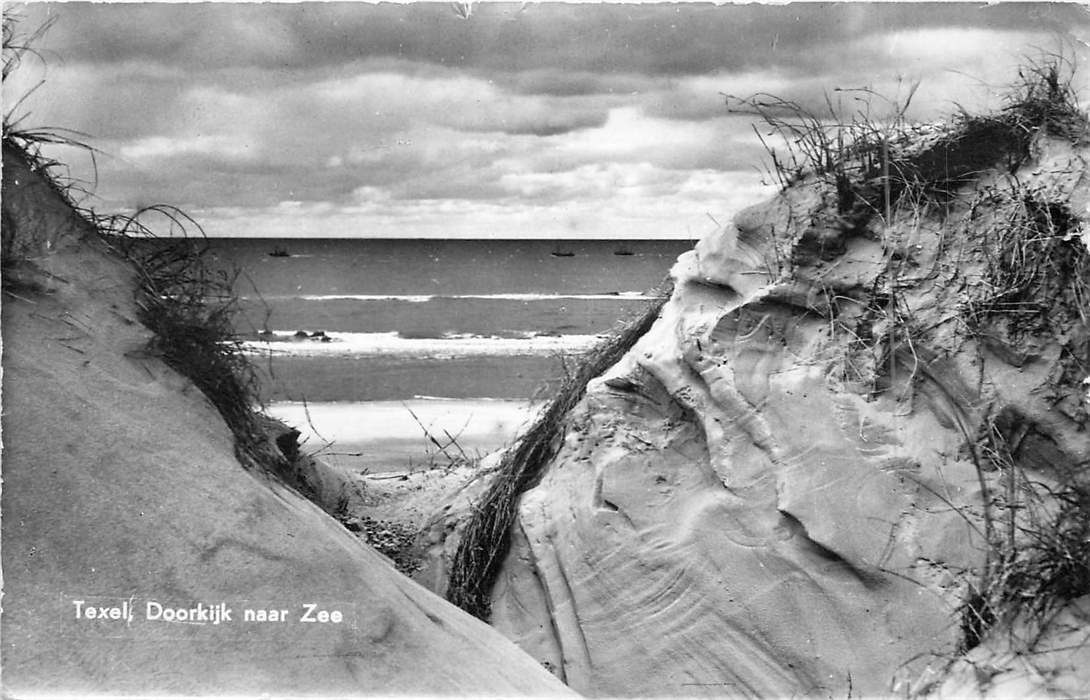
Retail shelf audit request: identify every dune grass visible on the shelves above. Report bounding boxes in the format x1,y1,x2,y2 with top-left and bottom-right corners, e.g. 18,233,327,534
947,60,1090,657
445,58,1089,628
723,56,1090,666
3,13,102,270
446,287,671,620
728,53,1085,230
2,133,308,495
964,188,1087,338
3,15,304,487
97,209,320,491
959,439,1090,654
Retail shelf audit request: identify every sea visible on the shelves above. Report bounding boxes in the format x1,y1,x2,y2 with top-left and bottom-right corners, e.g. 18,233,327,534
200,237,692,473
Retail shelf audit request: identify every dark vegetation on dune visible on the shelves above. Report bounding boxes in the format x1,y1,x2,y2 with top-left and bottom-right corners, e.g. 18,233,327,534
446,289,672,619
1,123,317,493
102,211,310,482
728,54,1090,664
447,55,1090,670
3,14,315,498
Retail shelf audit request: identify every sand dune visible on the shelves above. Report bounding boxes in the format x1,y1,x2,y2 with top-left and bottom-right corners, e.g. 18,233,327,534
0,142,572,697
423,98,1090,697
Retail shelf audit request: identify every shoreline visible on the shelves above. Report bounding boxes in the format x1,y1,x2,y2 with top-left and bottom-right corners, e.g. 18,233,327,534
266,398,539,473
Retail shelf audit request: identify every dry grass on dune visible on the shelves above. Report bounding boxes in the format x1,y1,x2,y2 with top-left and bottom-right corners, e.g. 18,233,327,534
448,55,1090,656
4,25,312,498
2,135,314,495
736,54,1090,667
446,288,671,620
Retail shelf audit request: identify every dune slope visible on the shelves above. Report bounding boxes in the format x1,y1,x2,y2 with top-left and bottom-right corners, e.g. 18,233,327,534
454,106,1090,696
0,143,573,697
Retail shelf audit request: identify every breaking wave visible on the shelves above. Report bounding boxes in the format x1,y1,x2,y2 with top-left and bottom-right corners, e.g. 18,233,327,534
241,331,603,358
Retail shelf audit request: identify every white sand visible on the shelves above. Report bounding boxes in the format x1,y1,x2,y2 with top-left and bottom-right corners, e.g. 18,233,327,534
267,399,539,472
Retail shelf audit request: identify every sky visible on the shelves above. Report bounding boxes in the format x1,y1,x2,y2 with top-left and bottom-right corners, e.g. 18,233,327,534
4,2,1089,239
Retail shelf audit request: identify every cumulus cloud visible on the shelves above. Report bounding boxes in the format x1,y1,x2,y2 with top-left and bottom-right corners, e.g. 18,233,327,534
118,135,261,163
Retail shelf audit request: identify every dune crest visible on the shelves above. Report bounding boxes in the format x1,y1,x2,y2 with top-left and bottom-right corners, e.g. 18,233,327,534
434,87,1090,697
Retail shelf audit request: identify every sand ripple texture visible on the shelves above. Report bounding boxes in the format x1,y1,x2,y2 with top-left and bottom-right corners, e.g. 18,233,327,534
483,132,1090,697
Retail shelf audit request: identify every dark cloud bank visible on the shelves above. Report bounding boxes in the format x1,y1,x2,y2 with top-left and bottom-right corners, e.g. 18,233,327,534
10,2,1088,238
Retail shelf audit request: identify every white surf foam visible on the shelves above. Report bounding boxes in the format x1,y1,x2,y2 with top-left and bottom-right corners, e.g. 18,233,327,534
241,331,603,358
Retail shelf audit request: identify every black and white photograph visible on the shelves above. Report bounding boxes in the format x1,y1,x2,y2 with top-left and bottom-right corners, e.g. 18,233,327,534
2,1,1089,696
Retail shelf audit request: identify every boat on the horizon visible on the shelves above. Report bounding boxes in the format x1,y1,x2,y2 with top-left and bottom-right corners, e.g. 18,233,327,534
613,245,634,256
551,243,575,258
269,246,291,258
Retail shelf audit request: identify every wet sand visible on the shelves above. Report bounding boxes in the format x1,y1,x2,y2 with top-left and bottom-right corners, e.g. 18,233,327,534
267,399,539,473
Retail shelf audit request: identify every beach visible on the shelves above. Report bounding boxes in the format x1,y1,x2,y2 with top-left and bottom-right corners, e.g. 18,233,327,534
198,237,690,470
267,398,540,473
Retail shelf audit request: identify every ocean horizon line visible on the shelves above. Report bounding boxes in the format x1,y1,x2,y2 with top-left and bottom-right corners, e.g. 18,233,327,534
244,291,665,303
